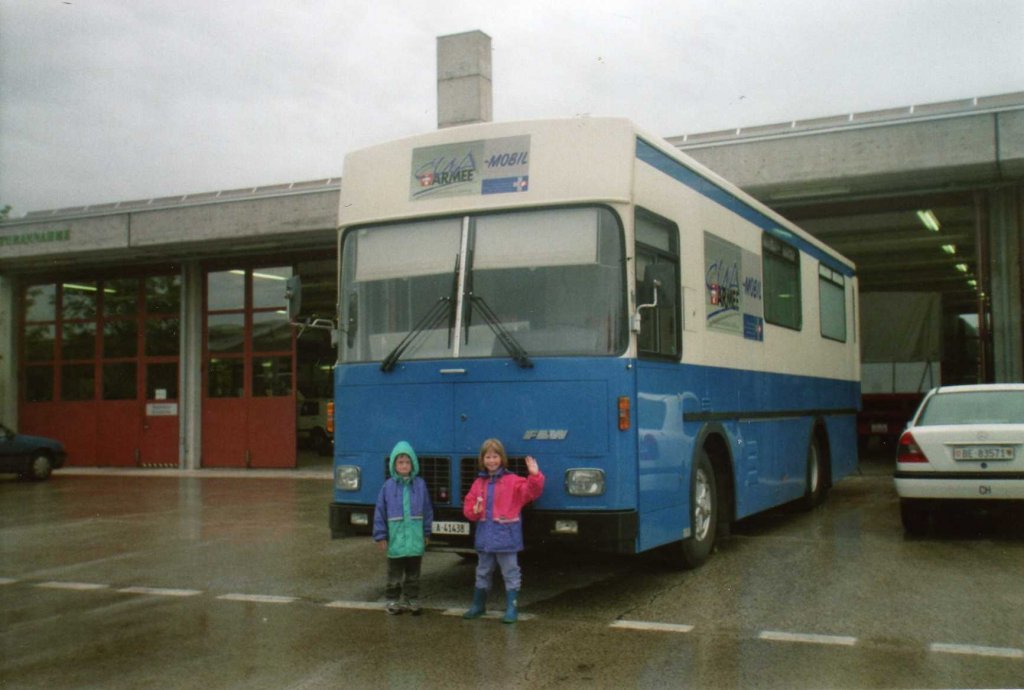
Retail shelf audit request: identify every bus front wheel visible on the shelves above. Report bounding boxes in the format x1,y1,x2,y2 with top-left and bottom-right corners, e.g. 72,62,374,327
676,451,717,569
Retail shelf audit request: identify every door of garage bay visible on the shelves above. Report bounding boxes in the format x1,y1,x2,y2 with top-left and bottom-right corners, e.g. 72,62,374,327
19,274,182,467
202,266,296,468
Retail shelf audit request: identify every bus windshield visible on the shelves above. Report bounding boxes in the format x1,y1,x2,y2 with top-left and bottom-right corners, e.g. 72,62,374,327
339,206,627,364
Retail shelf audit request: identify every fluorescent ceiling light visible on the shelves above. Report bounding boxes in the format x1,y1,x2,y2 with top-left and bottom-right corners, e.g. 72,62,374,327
63,283,115,293
229,269,288,281
941,244,956,255
917,209,941,232
955,263,969,273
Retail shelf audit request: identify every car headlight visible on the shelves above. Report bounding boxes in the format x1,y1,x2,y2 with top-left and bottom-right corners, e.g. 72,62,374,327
335,465,360,491
565,468,605,496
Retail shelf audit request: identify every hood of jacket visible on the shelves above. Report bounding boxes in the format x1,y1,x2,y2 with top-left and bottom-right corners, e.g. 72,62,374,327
389,440,419,479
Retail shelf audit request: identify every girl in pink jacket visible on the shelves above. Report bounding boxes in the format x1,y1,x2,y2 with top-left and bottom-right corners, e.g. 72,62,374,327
461,438,544,623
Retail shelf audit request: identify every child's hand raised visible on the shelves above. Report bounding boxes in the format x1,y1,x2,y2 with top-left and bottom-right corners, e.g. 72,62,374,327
525,456,539,475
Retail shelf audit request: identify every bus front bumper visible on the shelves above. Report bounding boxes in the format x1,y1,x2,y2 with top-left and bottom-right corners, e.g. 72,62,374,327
329,503,639,554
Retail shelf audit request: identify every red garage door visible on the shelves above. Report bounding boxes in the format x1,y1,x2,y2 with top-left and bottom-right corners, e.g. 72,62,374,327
19,274,181,467
202,266,296,468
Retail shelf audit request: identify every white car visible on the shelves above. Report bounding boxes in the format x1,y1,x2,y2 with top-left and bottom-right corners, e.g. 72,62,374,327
894,383,1024,534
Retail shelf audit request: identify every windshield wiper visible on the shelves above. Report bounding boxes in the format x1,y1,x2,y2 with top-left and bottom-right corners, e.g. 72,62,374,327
380,296,453,372
469,294,533,368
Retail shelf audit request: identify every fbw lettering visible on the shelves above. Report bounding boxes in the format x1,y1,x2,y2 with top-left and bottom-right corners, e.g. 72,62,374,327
485,151,529,168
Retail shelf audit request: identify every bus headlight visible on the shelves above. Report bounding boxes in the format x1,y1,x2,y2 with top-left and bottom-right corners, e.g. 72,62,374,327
566,468,605,496
335,465,360,491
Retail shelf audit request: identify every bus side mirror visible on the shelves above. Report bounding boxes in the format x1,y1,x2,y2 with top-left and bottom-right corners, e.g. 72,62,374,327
633,264,677,333
285,276,303,322
640,264,677,309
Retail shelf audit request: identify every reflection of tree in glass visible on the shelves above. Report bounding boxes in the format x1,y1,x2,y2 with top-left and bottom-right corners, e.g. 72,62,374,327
62,282,97,320
24,285,56,322
24,324,55,361
146,318,181,356
62,322,96,360
104,319,138,358
146,275,182,314
104,278,139,317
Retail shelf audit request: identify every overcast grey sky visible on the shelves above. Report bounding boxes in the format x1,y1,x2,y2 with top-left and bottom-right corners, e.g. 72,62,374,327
1,0,1022,216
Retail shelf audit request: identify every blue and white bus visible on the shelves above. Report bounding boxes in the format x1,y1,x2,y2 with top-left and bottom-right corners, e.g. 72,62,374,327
321,118,859,567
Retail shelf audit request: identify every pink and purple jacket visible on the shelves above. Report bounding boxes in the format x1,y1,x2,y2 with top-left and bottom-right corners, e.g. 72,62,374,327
462,468,545,553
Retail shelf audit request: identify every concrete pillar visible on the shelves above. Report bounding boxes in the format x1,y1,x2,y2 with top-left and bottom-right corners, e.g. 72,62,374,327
989,185,1024,382
437,30,492,129
180,262,203,469
0,274,16,425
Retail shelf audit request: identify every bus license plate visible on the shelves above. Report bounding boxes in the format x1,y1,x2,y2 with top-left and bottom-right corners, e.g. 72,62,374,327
953,445,1015,461
433,521,470,536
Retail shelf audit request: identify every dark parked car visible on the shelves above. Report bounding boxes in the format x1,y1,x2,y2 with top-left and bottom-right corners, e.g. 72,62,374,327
0,423,67,480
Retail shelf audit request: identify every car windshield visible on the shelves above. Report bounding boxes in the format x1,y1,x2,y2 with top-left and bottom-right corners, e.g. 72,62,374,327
339,207,627,364
917,390,1024,426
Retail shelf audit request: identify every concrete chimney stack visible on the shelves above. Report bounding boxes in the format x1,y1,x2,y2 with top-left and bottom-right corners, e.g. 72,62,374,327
436,31,492,129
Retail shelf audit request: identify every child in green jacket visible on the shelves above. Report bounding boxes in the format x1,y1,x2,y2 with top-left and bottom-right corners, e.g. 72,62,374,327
373,441,434,614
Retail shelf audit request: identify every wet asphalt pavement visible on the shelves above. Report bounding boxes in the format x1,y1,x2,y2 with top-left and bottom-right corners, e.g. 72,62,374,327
2,453,1023,689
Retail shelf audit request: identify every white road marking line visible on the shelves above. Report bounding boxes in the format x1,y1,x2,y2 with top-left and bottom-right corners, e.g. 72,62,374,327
118,586,203,597
759,630,858,647
0,578,18,585
930,643,1024,659
610,620,695,634
325,600,384,611
23,580,1022,661
36,581,109,591
217,593,297,604
441,608,536,621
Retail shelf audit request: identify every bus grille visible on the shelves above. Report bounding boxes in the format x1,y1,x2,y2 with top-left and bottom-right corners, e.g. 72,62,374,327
384,456,452,504
459,456,529,501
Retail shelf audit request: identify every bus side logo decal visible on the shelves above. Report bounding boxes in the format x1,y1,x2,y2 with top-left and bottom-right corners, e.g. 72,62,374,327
704,232,764,341
410,135,530,200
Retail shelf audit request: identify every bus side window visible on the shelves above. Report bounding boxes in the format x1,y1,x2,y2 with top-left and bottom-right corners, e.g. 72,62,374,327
635,210,680,358
818,264,847,342
763,234,802,331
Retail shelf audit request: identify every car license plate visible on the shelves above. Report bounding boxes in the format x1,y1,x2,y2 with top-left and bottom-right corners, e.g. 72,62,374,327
432,521,470,536
953,445,1015,461
870,423,889,434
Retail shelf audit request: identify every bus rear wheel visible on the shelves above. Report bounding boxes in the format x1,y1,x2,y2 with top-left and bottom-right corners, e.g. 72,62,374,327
675,450,717,569
798,434,829,511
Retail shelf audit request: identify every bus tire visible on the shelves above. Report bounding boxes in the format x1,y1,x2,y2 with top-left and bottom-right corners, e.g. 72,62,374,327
798,433,828,511
677,450,717,569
